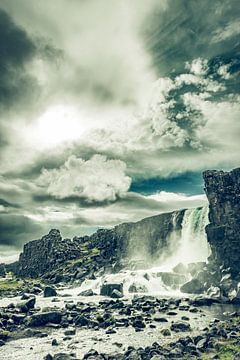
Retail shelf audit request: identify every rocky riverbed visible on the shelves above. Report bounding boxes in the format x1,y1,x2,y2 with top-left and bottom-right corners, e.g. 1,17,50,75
0,281,240,360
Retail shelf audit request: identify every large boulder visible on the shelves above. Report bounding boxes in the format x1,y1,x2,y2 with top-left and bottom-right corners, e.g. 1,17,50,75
180,279,205,294
28,311,62,326
44,286,57,297
100,282,123,298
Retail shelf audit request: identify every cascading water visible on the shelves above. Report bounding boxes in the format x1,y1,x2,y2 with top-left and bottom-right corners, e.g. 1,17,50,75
159,206,210,270
79,206,210,296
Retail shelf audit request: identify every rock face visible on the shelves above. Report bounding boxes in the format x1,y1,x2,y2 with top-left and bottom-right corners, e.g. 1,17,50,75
203,168,240,277
17,210,185,278
18,229,82,277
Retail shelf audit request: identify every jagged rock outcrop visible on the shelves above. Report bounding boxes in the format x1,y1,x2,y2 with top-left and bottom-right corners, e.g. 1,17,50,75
18,229,82,277
17,210,185,279
203,168,240,277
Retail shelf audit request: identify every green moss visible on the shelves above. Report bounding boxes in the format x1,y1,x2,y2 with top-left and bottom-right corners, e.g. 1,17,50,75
91,247,100,256
0,278,23,292
217,343,240,360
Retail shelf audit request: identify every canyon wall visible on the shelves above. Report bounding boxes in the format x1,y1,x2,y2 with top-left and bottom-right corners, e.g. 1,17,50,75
203,168,240,277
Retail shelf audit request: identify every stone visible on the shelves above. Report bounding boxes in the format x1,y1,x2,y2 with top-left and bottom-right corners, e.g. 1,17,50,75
157,272,186,287
173,262,188,274
28,311,62,326
111,289,123,298
44,286,57,297
170,321,191,332
100,282,123,298
161,329,171,336
17,297,36,313
75,315,89,326
180,279,205,294
128,282,148,293
78,289,95,296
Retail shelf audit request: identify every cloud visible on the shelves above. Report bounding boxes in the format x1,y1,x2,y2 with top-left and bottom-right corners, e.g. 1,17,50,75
212,20,240,43
38,155,131,203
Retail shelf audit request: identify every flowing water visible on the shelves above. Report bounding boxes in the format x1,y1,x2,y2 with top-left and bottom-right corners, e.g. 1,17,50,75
78,206,210,296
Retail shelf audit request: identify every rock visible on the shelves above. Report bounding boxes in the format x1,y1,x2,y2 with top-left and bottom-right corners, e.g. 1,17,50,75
0,340,5,346
111,289,123,298
0,331,9,341
170,321,191,332
180,279,205,294
173,262,188,274
132,319,146,329
161,329,171,336
44,286,57,297
52,339,58,346
207,286,221,299
78,289,95,296
0,263,6,277
28,311,62,326
17,297,36,312
53,354,77,360
128,282,148,293
203,168,240,277
64,328,76,336
75,315,89,326
157,272,187,287
187,262,206,277
100,282,123,298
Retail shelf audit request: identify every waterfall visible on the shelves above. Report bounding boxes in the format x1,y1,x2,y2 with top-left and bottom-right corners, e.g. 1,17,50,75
174,206,210,264
158,206,210,270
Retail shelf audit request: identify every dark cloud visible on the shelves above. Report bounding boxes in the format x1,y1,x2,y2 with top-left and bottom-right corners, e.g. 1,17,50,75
0,214,43,247
0,9,40,109
144,0,240,76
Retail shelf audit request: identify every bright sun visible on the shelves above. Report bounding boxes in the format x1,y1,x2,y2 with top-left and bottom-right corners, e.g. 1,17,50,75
32,105,85,148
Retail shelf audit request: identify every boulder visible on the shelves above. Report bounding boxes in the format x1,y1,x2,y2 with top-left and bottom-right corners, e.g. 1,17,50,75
17,297,36,313
78,289,95,296
180,279,205,294
173,263,188,274
170,321,191,332
44,286,57,297
111,289,123,298
128,282,148,293
28,311,62,326
157,272,187,287
100,282,123,298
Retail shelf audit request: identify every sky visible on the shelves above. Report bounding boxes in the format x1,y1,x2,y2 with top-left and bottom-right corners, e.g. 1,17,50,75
0,0,239,260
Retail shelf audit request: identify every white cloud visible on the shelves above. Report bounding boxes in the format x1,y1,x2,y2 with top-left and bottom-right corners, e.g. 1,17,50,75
185,58,208,76
212,20,240,43
38,155,131,202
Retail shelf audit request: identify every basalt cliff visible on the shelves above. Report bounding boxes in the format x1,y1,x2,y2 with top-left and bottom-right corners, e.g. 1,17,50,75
203,167,240,277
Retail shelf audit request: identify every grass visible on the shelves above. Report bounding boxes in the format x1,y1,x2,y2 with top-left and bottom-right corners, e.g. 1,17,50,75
0,278,24,292
217,343,240,360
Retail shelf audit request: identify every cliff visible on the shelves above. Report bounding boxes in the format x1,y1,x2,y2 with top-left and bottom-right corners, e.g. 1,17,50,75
203,167,240,277
17,209,185,279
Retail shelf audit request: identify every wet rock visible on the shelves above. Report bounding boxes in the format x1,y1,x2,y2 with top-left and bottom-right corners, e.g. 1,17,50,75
44,286,57,297
111,289,123,298
0,340,5,346
17,297,36,313
52,338,59,346
128,282,148,293
170,321,191,332
132,319,146,329
100,282,123,298
75,315,89,326
180,278,205,294
78,289,95,296
173,262,188,274
188,262,206,277
161,328,171,336
158,272,186,287
28,311,62,326
64,328,76,336
53,354,77,360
